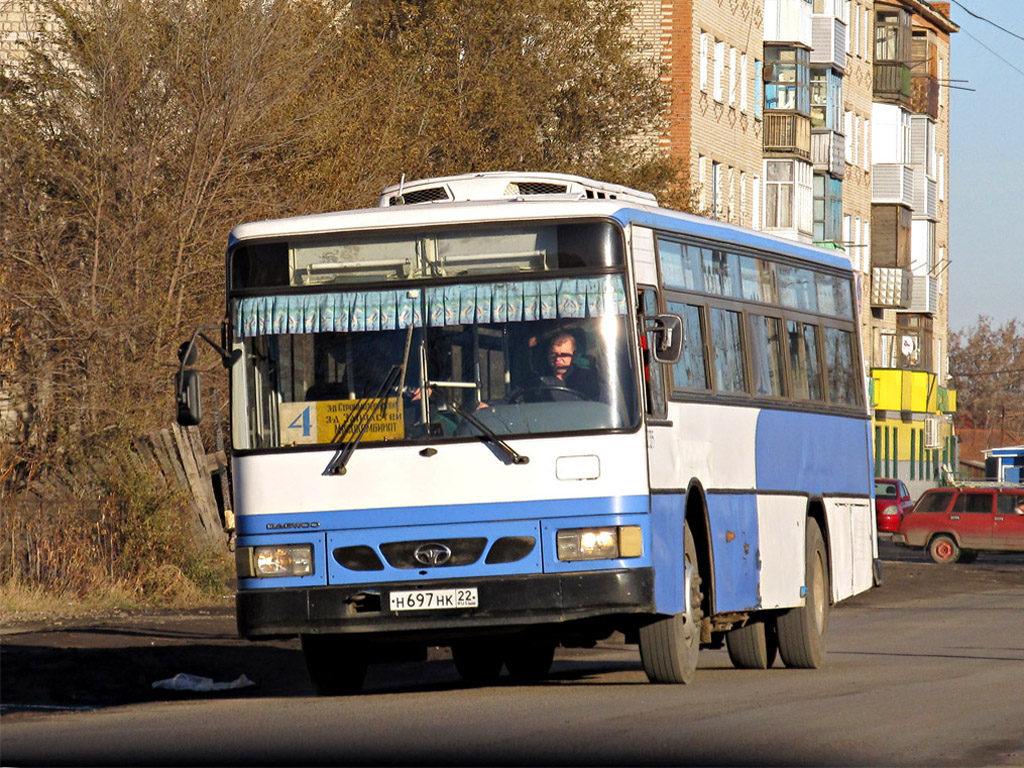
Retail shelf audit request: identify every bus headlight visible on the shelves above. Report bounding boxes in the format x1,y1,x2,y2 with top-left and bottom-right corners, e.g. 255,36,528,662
237,544,314,578
556,526,643,561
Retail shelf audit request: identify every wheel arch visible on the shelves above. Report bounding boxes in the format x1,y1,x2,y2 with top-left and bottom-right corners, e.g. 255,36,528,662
806,497,833,605
684,479,714,618
925,530,963,549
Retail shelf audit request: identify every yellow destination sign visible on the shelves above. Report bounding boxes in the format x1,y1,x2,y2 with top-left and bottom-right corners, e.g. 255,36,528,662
279,398,405,445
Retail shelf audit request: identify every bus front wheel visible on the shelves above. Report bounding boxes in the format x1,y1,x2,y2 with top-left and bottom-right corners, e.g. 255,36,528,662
776,519,829,669
301,634,368,696
638,521,702,684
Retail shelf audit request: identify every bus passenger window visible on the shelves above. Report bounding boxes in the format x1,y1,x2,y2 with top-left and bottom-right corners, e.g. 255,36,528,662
787,320,823,401
749,314,786,397
667,302,708,390
710,308,746,394
824,327,859,406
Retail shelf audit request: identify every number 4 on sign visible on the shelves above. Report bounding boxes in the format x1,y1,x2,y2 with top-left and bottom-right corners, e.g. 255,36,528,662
288,406,313,437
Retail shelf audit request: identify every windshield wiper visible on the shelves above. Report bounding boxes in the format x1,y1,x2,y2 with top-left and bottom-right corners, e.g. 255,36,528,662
323,365,403,476
450,401,529,466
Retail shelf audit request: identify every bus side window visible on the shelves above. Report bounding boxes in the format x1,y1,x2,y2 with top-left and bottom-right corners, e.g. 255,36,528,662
640,288,667,419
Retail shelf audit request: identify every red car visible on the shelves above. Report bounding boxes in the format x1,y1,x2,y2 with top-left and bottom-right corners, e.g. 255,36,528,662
893,486,1024,563
874,478,914,533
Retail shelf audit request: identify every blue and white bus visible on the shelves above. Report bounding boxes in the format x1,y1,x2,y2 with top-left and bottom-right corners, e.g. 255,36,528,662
178,172,879,693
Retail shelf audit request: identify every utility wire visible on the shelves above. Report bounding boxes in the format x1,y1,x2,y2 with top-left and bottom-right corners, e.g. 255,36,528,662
949,0,1024,43
960,27,1024,78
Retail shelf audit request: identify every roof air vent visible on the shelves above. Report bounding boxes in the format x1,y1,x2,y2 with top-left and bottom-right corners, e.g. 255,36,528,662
388,186,451,206
504,182,569,196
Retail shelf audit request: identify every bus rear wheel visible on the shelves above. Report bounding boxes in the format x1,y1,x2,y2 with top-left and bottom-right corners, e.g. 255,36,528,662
776,519,829,669
504,641,556,682
726,619,778,670
301,634,368,696
452,642,504,685
638,521,702,684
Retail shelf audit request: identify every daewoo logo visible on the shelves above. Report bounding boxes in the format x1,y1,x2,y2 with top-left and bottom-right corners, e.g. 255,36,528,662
413,543,452,566
266,521,320,530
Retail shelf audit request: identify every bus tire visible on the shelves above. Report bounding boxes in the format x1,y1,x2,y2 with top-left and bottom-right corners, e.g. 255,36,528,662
638,522,702,684
452,642,504,685
726,619,778,670
777,519,829,669
504,641,556,682
300,634,368,696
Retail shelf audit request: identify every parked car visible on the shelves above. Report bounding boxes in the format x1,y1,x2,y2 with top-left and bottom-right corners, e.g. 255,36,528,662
874,478,914,533
892,486,1024,563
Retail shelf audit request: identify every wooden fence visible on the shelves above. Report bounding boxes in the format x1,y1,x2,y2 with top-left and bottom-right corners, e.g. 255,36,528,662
132,424,229,550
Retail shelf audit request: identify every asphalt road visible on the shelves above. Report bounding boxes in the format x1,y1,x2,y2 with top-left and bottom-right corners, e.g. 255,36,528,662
2,542,1023,767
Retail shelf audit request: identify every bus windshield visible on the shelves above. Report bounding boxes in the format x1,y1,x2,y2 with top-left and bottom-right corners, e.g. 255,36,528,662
232,274,640,451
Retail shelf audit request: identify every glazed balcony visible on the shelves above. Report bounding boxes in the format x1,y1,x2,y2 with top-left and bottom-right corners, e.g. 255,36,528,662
811,14,846,71
872,163,915,208
811,129,845,179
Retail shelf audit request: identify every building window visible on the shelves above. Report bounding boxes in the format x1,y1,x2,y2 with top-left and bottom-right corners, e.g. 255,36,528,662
740,53,748,111
863,222,870,269
740,170,747,222
938,152,945,200
752,174,761,229
876,8,910,63
844,111,852,163
863,118,870,170
811,68,842,130
712,160,723,219
764,46,810,113
765,160,795,229
700,32,709,92
754,59,764,118
813,174,843,246
714,39,725,102
728,47,737,105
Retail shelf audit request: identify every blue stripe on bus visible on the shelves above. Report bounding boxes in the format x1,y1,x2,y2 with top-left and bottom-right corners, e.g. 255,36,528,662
755,411,872,495
649,493,686,614
706,493,761,613
237,495,651,537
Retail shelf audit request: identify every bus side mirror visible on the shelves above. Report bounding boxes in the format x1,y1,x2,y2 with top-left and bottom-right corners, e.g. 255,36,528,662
176,369,202,426
648,314,683,364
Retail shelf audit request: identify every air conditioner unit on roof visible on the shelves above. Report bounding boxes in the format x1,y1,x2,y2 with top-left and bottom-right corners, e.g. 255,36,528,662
378,172,659,208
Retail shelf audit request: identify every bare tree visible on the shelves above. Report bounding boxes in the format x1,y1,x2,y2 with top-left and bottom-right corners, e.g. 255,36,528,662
949,317,1024,438
1,0,688,597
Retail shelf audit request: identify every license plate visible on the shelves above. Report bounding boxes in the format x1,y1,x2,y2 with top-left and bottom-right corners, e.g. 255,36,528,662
389,587,479,612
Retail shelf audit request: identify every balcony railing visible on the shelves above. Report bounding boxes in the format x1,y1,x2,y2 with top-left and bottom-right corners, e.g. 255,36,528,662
911,75,940,118
874,61,912,107
811,15,846,71
764,111,811,160
872,163,915,208
870,267,913,309
811,129,845,179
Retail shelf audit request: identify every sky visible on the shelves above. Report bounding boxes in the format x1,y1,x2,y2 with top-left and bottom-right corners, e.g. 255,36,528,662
946,0,1024,332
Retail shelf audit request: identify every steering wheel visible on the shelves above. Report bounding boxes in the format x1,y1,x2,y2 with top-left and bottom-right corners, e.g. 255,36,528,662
507,385,588,403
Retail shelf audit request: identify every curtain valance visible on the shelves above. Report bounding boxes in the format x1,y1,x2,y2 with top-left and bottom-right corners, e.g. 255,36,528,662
235,276,627,337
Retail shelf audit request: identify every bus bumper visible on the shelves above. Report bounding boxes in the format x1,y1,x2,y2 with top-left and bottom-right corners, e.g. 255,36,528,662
237,567,655,639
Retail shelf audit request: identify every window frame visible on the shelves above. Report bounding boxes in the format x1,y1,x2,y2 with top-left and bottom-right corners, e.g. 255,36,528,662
652,231,864,414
